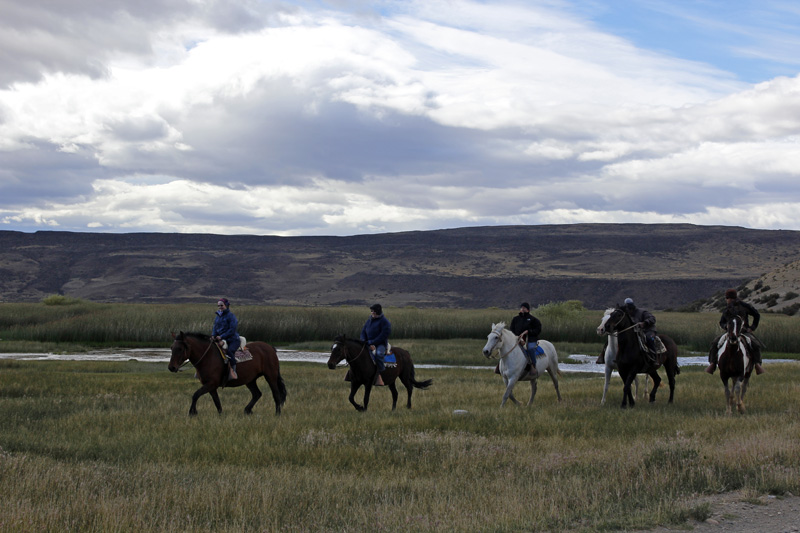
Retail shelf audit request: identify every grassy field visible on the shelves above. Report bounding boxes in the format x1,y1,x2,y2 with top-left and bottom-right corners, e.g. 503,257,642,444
1,358,798,532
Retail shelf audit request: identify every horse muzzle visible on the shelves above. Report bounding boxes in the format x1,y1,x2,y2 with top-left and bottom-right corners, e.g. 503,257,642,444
327,361,337,370
168,364,178,373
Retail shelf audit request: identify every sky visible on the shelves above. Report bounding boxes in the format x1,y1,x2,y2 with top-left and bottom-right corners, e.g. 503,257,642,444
2,0,800,236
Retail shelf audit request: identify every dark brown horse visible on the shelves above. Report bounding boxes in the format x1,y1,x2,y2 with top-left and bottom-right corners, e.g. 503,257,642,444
327,334,432,411
168,332,286,416
599,305,680,408
718,312,754,414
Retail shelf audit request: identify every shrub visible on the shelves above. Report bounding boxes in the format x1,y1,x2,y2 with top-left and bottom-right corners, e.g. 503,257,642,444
41,295,85,306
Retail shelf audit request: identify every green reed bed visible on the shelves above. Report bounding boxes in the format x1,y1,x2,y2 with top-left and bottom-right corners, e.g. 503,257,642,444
1,301,798,356
1,358,798,532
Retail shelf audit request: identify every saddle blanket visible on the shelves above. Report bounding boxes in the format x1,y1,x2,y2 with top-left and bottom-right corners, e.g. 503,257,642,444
234,347,253,363
370,351,397,368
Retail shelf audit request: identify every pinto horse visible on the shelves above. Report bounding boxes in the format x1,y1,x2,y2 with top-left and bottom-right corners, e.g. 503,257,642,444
599,306,680,409
718,313,754,414
327,335,432,412
482,322,562,407
168,332,286,416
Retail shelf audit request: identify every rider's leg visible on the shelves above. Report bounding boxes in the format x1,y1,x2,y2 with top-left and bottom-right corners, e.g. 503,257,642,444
227,338,240,379
373,344,386,385
526,342,539,378
705,335,720,374
749,337,765,375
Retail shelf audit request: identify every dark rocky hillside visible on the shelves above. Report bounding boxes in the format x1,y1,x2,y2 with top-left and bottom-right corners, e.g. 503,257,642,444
1,224,798,310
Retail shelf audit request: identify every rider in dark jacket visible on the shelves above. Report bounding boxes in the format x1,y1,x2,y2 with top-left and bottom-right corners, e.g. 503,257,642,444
212,298,241,379
623,298,657,354
706,288,763,375
510,302,542,377
360,303,391,373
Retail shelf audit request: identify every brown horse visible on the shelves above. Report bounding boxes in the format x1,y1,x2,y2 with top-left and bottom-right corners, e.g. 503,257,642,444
168,331,286,416
718,313,754,414
327,334,432,411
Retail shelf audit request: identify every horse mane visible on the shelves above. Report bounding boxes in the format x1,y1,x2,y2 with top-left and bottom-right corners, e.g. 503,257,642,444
334,334,367,346
178,331,212,342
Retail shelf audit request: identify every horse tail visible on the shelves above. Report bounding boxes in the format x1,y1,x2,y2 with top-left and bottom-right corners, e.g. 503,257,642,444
410,370,433,390
396,348,432,389
277,375,287,406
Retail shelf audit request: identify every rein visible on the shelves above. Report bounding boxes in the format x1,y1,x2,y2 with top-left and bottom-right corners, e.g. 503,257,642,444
343,341,368,365
487,329,523,360
178,339,218,370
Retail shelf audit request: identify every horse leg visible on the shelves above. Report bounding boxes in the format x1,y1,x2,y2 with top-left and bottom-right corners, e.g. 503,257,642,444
388,382,399,410
189,384,213,415
648,371,662,403
348,382,365,412
601,366,612,405
209,389,222,414
244,380,262,415
526,379,537,406
501,375,521,407
666,365,676,404
739,376,750,413
546,365,562,402
722,378,732,415
621,373,636,409
264,375,284,415
399,374,414,409
362,382,374,411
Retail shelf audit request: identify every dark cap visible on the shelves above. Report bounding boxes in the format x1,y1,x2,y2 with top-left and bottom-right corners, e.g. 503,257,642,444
725,288,737,299
520,302,530,311
370,303,383,315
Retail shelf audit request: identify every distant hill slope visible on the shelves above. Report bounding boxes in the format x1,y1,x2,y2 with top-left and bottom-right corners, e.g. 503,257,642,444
1,224,798,310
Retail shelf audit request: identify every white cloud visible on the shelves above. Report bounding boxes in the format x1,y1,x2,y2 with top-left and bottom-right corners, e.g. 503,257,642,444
1,0,800,234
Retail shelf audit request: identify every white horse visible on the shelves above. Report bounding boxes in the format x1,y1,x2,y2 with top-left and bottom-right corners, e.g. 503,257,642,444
597,308,643,405
482,322,562,407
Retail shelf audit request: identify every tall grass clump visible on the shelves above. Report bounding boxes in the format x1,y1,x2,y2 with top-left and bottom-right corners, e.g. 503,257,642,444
0,301,798,356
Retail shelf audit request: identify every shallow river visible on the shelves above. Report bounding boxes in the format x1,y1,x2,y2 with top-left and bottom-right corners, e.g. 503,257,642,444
1,349,794,373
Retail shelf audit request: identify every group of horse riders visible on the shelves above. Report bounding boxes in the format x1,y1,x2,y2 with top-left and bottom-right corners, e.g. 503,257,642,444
209,287,765,382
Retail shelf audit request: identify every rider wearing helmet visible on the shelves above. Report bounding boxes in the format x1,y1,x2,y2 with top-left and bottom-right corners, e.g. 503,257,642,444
705,288,763,375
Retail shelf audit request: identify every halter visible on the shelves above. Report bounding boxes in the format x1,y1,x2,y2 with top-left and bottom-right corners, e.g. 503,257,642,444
175,337,218,370
337,339,369,365
603,309,637,337
486,325,523,360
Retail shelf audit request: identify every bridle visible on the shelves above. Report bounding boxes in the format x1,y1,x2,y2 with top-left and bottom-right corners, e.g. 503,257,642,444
335,339,369,366
603,309,638,337
485,325,522,360
173,337,217,370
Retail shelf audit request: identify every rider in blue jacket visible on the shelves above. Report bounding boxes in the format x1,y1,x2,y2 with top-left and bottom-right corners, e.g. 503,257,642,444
212,298,241,379
360,303,391,374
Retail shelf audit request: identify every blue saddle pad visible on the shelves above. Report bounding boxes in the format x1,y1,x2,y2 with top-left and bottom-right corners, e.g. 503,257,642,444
533,345,544,356
371,351,397,367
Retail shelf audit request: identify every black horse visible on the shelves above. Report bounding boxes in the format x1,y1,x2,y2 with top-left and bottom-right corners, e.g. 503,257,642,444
599,306,680,408
327,334,432,411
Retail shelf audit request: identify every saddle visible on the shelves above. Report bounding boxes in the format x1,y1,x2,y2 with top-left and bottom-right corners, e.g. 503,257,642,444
219,336,253,363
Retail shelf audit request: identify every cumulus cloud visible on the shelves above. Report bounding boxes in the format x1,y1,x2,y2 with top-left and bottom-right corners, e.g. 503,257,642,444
1,0,800,235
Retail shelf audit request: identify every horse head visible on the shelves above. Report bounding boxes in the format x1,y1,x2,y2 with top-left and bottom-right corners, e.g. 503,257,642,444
328,334,354,369
601,306,630,334
725,312,743,344
168,331,189,372
597,308,615,335
482,322,506,359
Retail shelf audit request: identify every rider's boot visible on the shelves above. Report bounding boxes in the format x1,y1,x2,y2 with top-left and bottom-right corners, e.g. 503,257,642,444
753,346,765,375
373,371,384,386
705,344,717,374
527,353,539,379
229,362,238,380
